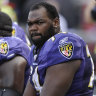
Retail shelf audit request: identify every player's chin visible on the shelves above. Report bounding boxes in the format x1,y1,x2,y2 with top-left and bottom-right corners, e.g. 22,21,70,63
32,35,41,40
32,39,42,46
31,36,41,43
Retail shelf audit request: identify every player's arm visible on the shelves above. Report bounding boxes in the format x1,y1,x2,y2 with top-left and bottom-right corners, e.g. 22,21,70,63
0,55,27,95
13,56,27,93
40,59,81,96
23,79,36,96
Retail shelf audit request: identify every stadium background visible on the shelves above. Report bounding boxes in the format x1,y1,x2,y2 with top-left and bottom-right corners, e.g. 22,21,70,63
0,0,96,95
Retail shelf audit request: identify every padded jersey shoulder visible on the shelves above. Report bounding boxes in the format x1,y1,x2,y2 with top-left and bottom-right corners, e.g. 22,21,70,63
38,32,86,67
0,37,30,63
40,32,85,57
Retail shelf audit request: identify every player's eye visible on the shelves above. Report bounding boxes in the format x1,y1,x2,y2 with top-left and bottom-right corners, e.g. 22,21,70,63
37,21,44,25
27,22,33,26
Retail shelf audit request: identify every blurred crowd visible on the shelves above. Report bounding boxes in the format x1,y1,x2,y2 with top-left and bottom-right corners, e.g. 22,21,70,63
0,0,96,74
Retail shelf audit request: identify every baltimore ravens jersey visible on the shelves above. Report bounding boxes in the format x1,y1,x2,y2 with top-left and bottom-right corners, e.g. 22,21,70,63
0,36,31,87
12,22,27,43
29,32,94,96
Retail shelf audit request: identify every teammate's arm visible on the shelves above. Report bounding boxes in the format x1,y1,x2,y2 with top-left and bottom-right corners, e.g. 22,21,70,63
0,56,27,95
23,79,36,96
40,60,81,96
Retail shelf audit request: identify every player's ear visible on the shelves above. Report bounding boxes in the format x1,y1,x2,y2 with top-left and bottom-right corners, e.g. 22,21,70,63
53,17,60,33
53,17,60,28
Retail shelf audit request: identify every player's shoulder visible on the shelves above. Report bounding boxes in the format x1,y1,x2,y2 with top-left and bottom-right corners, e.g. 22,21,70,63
0,37,18,43
40,32,85,55
55,32,84,42
12,37,31,49
12,22,24,31
0,37,30,49
12,22,19,29
12,22,20,28
46,32,85,47
9,36,24,43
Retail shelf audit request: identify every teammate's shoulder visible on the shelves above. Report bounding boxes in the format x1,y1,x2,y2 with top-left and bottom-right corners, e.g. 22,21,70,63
12,22,18,28
12,22,18,25
0,37,14,42
12,22,23,30
6,37,28,47
10,36,22,42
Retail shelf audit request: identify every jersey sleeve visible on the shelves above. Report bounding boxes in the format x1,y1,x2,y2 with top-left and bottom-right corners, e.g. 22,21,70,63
12,22,27,43
13,39,31,62
39,33,84,68
0,37,30,64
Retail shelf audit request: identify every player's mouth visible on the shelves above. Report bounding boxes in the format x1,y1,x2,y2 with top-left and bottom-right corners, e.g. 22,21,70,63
31,33,42,39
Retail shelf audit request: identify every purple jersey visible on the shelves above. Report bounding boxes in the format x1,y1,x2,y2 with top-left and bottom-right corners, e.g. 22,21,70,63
0,37,30,88
29,32,94,96
12,22,27,43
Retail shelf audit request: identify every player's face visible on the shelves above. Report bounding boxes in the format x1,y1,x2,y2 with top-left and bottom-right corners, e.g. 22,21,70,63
27,7,56,47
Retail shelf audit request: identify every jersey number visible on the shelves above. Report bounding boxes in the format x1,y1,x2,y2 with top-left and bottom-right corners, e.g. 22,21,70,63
32,67,42,93
86,45,94,88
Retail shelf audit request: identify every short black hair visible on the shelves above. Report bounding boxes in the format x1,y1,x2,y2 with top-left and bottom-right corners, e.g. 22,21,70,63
0,12,12,37
30,2,59,20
